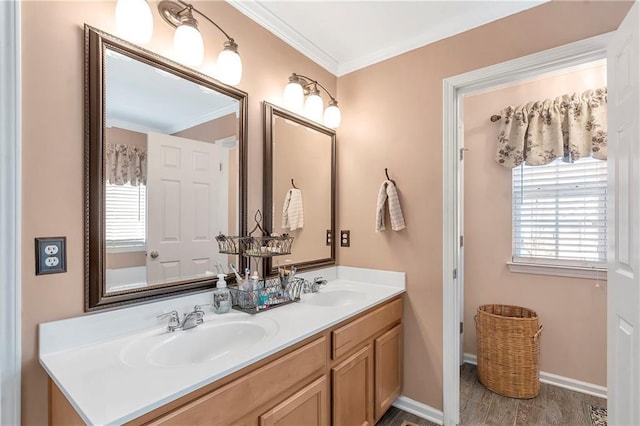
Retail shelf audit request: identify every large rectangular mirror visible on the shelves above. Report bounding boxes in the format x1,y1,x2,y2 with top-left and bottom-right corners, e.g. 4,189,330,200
263,102,336,275
85,26,247,311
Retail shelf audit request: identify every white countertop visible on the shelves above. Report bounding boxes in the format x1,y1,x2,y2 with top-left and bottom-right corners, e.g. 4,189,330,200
39,266,405,425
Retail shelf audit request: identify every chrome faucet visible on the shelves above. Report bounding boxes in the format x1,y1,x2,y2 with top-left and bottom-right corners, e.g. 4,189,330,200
157,305,210,332
303,277,328,293
157,310,181,332
180,305,209,330
312,277,328,292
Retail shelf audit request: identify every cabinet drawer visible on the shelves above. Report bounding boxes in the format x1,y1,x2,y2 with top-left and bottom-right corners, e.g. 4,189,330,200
148,337,327,425
332,298,402,360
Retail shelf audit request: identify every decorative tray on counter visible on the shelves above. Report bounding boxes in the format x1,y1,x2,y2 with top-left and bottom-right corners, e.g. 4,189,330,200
229,276,304,314
215,234,294,257
216,210,294,258
242,235,294,257
215,234,244,255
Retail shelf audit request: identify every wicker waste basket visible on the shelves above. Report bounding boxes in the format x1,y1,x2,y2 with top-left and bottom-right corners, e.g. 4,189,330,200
475,304,543,399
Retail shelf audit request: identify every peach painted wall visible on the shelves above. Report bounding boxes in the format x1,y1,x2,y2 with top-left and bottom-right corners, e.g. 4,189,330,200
336,1,630,410
463,64,607,386
20,1,335,424
173,112,238,142
105,126,146,148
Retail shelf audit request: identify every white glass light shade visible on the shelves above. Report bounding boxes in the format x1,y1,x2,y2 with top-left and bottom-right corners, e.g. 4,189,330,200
283,81,304,113
304,93,324,122
173,24,204,67
323,103,341,129
115,0,153,44
216,48,243,85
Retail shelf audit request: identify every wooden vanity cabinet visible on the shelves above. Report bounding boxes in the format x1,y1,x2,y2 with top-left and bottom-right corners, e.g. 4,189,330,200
330,298,403,426
332,345,375,426
374,324,403,420
49,297,403,426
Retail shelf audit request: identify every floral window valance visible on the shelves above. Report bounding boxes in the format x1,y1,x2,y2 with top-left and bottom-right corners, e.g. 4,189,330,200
105,144,147,186
495,87,607,168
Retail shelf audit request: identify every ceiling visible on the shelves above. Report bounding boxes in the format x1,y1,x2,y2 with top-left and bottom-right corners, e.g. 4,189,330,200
105,49,238,135
228,1,548,76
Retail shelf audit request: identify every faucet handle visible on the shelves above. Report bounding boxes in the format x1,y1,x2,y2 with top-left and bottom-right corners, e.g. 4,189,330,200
192,305,211,324
313,277,327,285
157,310,179,320
157,310,180,332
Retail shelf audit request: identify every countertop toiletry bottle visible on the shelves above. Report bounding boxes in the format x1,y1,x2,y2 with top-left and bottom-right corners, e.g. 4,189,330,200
213,274,231,314
251,271,260,290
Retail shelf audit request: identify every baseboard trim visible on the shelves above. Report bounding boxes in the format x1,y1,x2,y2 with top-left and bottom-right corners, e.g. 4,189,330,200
463,353,607,400
393,395,444,425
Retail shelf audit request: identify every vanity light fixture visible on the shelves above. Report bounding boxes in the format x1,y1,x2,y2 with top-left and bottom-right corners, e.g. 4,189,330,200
283,73,341,129
115,0,154,44
157,0,242,85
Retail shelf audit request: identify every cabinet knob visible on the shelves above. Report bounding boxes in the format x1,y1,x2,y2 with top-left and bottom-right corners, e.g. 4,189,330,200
150,251,159,259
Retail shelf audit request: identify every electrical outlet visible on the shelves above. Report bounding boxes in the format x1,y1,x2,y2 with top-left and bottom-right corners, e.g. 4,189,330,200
35,237,67,275
340,230,350,247
326,230,332,246
44,244,59,255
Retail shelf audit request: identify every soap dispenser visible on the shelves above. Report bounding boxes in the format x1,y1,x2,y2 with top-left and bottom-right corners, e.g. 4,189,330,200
213,274,231,314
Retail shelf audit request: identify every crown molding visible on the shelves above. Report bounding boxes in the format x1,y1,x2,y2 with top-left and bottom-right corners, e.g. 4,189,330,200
165,103,240,134
108,103,239,135
226,0,339,75
228,1,548,77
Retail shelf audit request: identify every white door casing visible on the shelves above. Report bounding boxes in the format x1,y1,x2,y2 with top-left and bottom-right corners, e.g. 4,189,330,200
0,0,21,424
443,34,611,425
607,3,640,425
146,133,225,284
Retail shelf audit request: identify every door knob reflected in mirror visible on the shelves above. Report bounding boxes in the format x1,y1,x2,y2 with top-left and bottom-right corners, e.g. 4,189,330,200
150,251,159,259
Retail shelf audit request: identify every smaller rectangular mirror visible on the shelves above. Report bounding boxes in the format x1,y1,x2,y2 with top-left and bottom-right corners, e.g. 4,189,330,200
263,102,336,275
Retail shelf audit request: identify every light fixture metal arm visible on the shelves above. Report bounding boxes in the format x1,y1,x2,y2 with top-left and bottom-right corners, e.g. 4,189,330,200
294,73,337,102
173,0,234,42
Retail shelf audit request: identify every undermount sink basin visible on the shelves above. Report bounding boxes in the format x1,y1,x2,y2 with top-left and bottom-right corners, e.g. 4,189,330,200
120,318,279,368
303,289,368,307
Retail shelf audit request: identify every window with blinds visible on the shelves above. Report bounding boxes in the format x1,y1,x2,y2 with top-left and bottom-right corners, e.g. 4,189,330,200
512,156,607,268
105,183,146,250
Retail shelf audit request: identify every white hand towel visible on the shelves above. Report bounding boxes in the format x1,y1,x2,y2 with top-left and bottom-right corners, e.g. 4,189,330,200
376,180,406,232
282,188,304,231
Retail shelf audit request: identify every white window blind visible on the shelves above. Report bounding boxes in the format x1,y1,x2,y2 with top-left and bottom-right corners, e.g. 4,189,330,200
512,156,607,267
105,183,146,249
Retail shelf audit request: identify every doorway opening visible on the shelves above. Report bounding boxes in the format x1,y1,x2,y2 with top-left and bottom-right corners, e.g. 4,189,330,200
442,33,610,425
458,59,608,423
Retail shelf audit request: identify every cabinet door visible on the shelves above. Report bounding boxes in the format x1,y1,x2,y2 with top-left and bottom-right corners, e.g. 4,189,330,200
259,376,328,426
332,345,374,426
374,324,403,421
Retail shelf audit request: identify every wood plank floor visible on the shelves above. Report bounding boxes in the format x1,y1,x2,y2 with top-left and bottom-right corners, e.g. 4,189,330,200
460,363,606,425
376,363,607,426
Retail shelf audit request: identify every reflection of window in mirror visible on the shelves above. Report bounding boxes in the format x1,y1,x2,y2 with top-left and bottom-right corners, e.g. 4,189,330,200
105,183,146,252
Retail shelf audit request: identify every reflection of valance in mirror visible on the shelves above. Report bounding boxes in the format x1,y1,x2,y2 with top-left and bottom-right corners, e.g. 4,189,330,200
105,143,147,185
495,87,607,168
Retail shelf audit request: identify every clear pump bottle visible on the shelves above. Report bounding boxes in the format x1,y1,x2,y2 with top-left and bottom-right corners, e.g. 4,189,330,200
213,274,231,314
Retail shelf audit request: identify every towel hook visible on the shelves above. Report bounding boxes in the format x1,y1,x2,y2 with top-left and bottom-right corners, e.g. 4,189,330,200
291,178,298,189
384,168,396,185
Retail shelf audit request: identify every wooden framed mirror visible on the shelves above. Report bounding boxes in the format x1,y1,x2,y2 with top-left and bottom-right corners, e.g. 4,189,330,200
263,102,336,276
85,25,247,311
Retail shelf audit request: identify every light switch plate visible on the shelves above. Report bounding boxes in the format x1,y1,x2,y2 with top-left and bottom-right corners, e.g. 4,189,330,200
326,230,332,246
35,237,67,275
